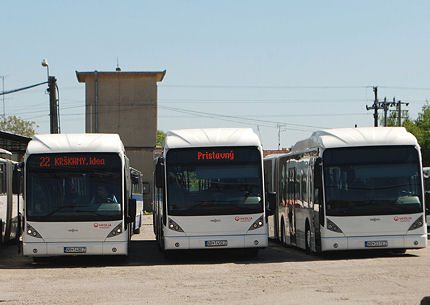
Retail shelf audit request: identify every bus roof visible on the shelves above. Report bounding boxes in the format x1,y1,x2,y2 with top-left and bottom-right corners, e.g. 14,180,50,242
26,133,125,155
164,128,261,150
291,127,418,152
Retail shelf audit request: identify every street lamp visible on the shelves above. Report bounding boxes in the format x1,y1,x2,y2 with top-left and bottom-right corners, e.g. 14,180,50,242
41,58,49,80
41,58,59,133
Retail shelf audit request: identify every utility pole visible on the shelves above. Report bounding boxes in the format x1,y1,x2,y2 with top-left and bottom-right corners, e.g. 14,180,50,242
391,98,409,127
48,76,59,134
366,86,382,127
381,97,396,127
1,76,4,116
277,124,281,150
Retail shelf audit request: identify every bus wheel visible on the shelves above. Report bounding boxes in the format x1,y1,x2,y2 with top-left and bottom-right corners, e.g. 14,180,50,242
280,221,286,247
158,230,165,252
305,224,311,255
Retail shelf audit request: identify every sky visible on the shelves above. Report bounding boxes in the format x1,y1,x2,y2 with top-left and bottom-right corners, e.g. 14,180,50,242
1,1,430,149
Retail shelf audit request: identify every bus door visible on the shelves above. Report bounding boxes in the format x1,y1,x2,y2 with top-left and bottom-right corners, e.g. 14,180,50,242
313,158,323,252
287,166,296,244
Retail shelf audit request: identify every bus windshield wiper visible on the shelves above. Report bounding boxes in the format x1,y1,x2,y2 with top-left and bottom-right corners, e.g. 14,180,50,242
75,210,104,216
46,205,76,216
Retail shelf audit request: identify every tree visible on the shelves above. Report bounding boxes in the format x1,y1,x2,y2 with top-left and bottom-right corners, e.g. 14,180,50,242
156,130,166,146
403,102,430,167
0,115,38,137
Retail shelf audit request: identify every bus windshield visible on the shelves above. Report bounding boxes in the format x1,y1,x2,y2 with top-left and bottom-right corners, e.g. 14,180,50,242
26,153,122,222
323,146,423,216
166,147,263,216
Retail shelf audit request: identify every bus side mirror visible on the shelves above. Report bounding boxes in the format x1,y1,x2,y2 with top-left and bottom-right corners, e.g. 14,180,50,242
12,165,22,195
425,192,430,216
127,198,137,223
142,182,150,194
131,173,139,184
155,158,165,188
266,192,276,216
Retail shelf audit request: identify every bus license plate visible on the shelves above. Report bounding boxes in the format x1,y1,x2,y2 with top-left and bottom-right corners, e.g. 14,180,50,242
205,240,228,247
64,247,87,253
365,240,388,248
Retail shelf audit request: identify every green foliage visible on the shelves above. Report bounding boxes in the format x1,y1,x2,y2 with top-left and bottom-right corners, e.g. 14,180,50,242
156,130,166,146
403,102,430,166
0,115,38,137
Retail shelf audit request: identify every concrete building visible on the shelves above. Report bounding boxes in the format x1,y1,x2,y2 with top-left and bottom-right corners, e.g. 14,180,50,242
76,70,166,210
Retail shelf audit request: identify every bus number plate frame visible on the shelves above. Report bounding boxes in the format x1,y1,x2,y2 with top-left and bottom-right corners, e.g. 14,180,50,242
364,240,388,248
64,247,87,253
205,240,228,247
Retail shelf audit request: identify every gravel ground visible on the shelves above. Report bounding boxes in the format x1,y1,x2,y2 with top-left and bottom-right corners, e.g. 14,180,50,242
0,215,429,305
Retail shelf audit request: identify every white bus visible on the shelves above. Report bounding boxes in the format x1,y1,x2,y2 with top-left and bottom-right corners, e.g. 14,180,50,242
0,149,23,246
23,134,137,257
264,127,427,254
153,128,268,253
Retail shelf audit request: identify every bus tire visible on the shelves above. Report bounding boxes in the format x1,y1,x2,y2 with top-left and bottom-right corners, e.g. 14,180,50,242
280,220,286,247
305,223,311,255
158,229,165,252
0,219,2,244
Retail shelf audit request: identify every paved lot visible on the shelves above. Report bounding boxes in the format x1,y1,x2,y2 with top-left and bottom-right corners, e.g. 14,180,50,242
0,216,429,305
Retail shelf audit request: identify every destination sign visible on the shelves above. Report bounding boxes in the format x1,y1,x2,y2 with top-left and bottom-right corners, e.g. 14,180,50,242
166,146,261,165
27,153,121,170
39,156,105,168
197,150,234,161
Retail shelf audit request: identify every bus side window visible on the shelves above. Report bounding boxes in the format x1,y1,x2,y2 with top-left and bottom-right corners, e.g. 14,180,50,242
280,163,286,206
301,171,307,208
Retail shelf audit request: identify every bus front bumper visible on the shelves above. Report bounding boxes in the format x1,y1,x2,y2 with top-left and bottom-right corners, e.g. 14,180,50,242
164,234,268,250
321,234,427,251
22,241,128,257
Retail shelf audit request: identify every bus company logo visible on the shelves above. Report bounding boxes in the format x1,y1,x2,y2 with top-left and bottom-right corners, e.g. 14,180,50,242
68,229,78,233
234,216,253,222
210,219,221,223
93,223,112,229
393,216,412,222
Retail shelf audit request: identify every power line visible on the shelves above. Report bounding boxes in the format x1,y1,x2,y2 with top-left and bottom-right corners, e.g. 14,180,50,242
159,112,368,118
159,105,328,129
160,84,371,89
379,86,430,91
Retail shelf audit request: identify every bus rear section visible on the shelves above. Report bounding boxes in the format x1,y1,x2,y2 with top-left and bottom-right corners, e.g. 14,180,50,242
23,134,136,257
154,129,268,252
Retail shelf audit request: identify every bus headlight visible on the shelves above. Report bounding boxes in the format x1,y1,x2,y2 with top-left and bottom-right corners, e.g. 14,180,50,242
327,218,343,233
408,215,423,231
26,224,43,239
107,223,123,238
248,216,264,231
168,218,184,232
